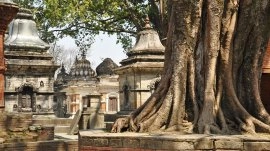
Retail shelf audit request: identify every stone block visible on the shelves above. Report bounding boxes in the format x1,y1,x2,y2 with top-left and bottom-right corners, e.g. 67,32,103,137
194,138,213,150
162,140,194,150
244,142,270,151
215,139,243,149
109,138,123,148
93,138,109,147
123,138,140,148
140,139,163,149
80,136,94,146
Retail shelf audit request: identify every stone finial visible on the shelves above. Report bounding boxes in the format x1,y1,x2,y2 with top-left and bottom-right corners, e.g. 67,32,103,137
143,15,152,29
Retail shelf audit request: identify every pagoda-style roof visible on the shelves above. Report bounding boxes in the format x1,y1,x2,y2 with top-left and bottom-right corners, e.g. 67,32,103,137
263,40,270,73
4,8,50,51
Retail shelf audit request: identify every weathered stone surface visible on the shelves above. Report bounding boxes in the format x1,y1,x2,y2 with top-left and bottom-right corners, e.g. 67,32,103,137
194,138,213,150
162,140,194,150
109,138,122,148
140,139,163,149
0,138,5,143
67,110,82,135
215,139,242,149
93,138,109,147
122,138,140,148
244,142,270,151
79,131,270,151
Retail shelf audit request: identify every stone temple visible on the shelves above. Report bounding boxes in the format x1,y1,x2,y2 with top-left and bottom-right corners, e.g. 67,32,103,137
115,17,165,113
54,51,119,128
4,8,59,113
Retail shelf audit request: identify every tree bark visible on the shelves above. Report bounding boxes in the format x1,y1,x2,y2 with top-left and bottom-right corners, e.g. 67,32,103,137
112,0,270,134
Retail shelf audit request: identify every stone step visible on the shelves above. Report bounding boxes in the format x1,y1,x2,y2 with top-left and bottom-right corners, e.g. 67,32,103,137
54,126,70,133
32,118,73,126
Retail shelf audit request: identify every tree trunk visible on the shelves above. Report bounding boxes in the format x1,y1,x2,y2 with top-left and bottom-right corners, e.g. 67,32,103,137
112,0,270,134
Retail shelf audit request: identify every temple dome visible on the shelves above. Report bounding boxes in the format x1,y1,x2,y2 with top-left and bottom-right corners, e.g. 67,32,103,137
127,17,165,56
4,8,50,51
96,58,118,76
69,51,95,79
119,17,165,66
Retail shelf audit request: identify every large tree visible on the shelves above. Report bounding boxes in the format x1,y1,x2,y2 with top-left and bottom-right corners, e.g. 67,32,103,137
112,0,270,134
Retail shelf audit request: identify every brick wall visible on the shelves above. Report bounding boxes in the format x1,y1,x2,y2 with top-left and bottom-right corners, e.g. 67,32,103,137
263,40,270,73
0,113,32,131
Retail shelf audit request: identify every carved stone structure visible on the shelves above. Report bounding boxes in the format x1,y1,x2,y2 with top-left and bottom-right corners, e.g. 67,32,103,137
4,8,59,113
0,0,18,111
55,53,119,129
115,17,165,112
261,40,270,111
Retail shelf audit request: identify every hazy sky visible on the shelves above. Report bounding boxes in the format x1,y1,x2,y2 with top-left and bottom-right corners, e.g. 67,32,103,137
58,33,127,69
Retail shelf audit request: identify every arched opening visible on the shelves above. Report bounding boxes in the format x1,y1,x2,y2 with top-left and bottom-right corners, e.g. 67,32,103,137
16,83,38,112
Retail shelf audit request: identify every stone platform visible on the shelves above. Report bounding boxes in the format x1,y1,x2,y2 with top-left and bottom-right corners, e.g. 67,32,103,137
79,130,270,151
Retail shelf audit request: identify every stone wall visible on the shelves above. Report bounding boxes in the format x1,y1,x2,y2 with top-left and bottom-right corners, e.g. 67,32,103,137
0,113,32,131
0,140,78,151
79,131,270,151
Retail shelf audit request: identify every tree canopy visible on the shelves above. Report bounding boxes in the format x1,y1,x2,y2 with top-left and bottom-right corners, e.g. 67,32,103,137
14,0,167,52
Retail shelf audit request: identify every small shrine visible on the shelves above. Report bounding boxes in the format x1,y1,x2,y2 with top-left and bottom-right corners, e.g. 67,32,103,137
115,17,165,112
261,40,270,111
4,8,59,113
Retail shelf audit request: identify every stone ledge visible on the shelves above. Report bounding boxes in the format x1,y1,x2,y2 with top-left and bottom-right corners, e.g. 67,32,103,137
79,130,270,151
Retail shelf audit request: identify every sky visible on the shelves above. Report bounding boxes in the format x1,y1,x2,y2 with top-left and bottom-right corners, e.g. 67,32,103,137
58,33,128,69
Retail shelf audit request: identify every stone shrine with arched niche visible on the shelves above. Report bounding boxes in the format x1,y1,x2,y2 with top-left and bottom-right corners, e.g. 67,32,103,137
4,8,59,113
115,17,165,113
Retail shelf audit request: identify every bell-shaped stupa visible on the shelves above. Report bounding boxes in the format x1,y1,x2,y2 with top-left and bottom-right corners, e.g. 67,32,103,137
115,16,165,112
4,8,59,113
5,8,49,51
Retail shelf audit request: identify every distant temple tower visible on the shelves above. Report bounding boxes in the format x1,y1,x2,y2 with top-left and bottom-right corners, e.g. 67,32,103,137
0,0,18,111
115,17,165,112
4,8,59,113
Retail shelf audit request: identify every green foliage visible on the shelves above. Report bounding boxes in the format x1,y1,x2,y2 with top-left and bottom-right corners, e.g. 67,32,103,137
13,0,165,53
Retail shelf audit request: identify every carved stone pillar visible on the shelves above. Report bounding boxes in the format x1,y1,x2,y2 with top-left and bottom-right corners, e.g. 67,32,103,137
18,93,22,111
0,1,18,111
32,93,36,112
